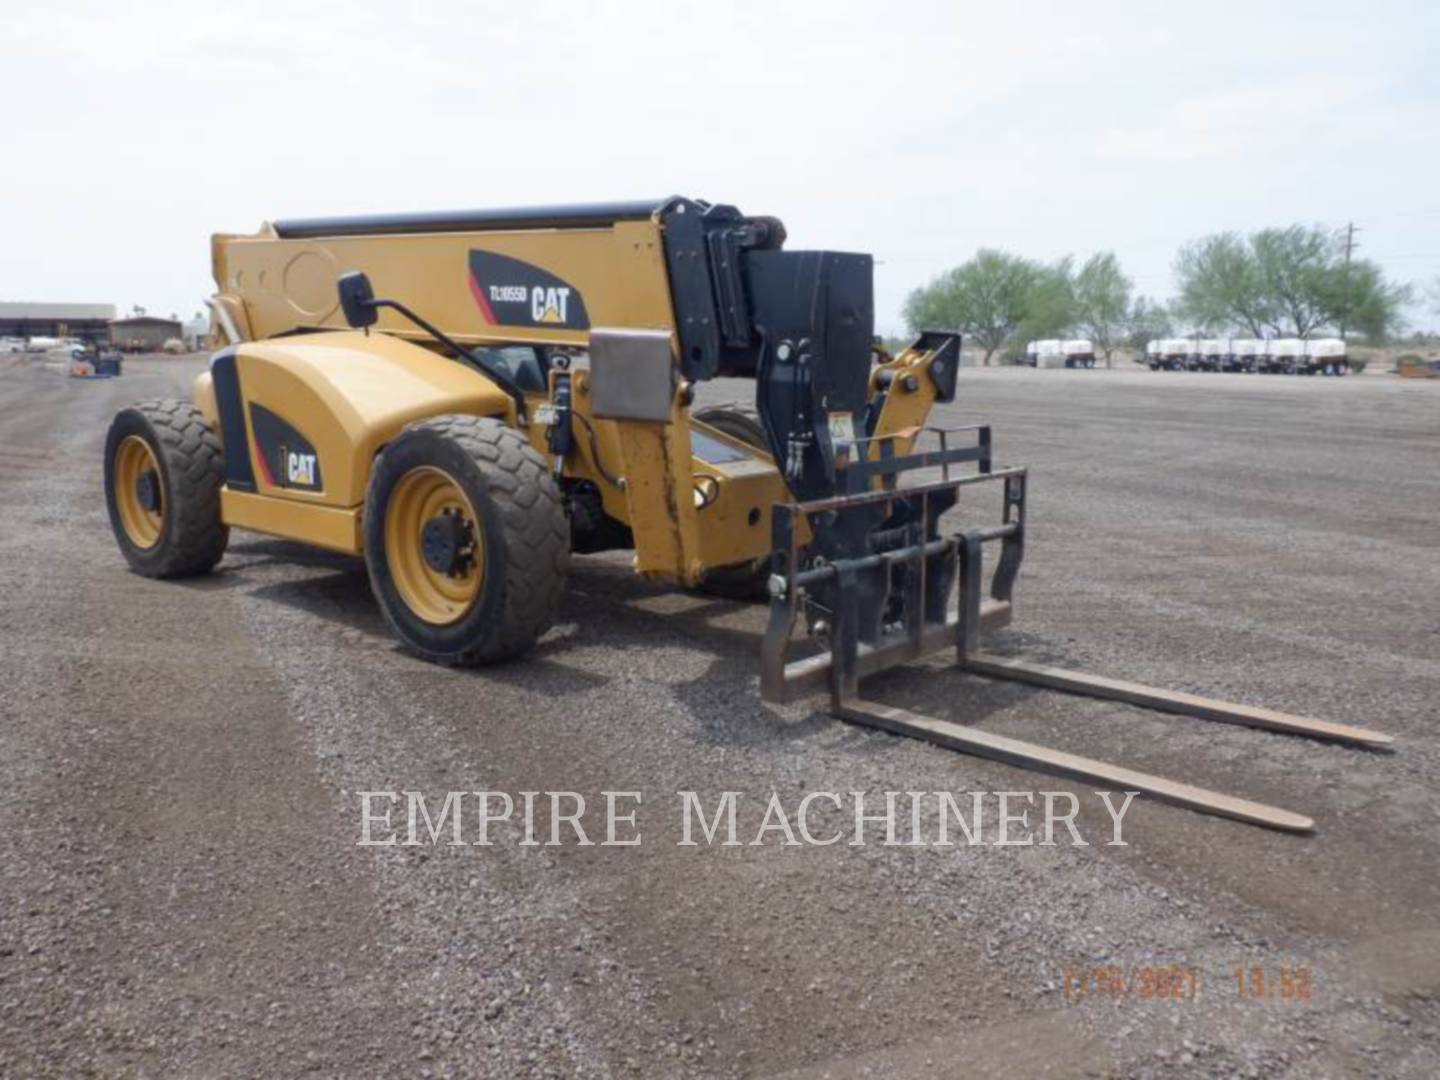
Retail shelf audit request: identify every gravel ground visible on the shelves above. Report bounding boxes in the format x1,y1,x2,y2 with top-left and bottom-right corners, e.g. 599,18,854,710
1,352,1437,1078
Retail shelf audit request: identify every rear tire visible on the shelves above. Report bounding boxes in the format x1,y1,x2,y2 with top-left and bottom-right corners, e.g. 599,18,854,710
364,415,568,665
104,400,228,577
692,406,773,601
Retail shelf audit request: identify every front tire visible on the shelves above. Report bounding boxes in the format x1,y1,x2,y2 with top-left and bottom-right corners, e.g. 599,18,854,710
364,415,568,665
104,400,228,577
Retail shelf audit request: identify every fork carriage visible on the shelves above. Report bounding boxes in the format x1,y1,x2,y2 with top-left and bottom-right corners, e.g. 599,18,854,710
760,424,1391,833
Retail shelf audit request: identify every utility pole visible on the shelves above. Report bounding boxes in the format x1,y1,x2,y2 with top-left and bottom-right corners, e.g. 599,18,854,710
1339,222,1359,341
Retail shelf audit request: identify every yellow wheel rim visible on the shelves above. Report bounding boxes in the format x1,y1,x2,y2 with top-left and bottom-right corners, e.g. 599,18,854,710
114,435,164,549
384,465,485,625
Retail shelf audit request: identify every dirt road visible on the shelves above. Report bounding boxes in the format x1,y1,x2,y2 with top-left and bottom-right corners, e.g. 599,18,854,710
2,354,1437,1077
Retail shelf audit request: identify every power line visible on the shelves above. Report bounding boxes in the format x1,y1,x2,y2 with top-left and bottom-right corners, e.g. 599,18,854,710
1362,251,1440,261
1339,222,1359,340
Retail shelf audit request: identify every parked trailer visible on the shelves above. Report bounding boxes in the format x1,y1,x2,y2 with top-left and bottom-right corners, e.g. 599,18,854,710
1146,338,1190,370
1197,339,1228,372
1029,339,1066,369
1267,338,1304,374
1062,339,1096,368
1303,338,1348,376
1144,337,1344,376
1024,340,1097,369
1229,339,1264,373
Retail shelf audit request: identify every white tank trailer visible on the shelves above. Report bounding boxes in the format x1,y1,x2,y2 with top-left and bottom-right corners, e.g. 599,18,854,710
1146,338,1191,371
1062,339,1096,368
1197,339,1228,372
1266,338,1305,374
1229,339,1265,373
1142,336,1347,375
1027,340,1096,369
1027,339,1068,369
1302,337,1349,376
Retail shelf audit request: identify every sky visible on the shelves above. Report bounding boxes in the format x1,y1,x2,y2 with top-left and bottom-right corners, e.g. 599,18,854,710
4,0,1439,335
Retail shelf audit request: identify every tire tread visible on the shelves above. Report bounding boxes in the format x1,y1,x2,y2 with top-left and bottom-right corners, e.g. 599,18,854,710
106,400,228,577
368,415,568,665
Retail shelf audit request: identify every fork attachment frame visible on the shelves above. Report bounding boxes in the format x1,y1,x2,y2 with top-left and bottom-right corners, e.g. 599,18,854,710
759,425,1024,708
759,427,1393,834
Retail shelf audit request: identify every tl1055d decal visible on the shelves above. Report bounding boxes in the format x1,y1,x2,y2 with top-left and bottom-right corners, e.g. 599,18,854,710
468,250,591,330
249,402,323,492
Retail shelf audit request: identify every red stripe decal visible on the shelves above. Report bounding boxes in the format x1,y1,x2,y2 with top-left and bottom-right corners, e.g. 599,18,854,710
468,273,497,324
254,444,276,486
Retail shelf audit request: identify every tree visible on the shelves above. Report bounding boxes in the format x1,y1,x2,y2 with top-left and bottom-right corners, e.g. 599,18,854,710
1173,233,1272,336
1250,226,1336,338
1124,295,1173,357
1318,259,1410,341
903,250,1050,365
1174,224,1409,341
1010,258,1077,357
1072,252,1133,366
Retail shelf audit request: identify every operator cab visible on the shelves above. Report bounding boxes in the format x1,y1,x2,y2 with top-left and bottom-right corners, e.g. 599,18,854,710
475,345,548,394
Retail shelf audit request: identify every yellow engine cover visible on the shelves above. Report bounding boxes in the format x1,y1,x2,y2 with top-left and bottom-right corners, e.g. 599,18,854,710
197,330,513,511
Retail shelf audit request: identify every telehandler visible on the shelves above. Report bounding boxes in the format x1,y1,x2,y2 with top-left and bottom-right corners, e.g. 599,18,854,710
103,197,1390,831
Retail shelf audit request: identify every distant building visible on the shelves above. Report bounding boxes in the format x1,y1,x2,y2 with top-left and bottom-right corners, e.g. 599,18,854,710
0,302,117,343
182,316,211,351
109,316,183,352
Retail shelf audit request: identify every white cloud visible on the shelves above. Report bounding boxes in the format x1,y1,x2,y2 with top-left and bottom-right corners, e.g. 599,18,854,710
1098,76,1393,163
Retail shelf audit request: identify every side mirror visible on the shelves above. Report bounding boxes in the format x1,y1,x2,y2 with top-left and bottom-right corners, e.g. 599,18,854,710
337,272,378,328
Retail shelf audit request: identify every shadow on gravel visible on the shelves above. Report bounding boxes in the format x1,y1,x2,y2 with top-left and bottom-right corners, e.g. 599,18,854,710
216,540,1057,753
248,568,382,622
558,562,1053,753
840,627,1069,732
228,537,367,571
541,561,848,748
560,563,766,661
228,537,391,644
169,538,369,594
